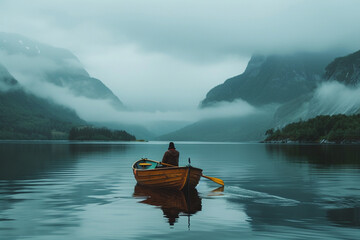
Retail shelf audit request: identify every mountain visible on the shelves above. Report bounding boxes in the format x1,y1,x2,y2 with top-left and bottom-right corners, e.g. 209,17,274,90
0,32,124,110
164,50,353,142
200,51,343,108
0,63,17,90
158,108,275,142
274,49,360,127
324,50,360,85
0,63,85,139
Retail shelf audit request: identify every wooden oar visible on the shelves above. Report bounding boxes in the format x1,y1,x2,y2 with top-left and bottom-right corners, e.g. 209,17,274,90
158,161,224,186
157,161,178,167
201,174,224,186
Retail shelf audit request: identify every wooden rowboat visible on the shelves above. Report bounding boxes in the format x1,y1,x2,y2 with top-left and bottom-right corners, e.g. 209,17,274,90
132,158,203,190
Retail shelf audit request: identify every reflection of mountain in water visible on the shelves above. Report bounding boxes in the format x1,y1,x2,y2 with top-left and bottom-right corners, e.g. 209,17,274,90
0,142,131,237
227,144,360,231
265,144,360,165
0,143,75,180
327,207,360,228
133,184,202,226
69,142,130,158
0,142,130,180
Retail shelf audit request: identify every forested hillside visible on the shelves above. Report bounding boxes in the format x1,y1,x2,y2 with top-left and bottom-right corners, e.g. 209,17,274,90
0,89,85,139
0,63,85,139
265,114,360,143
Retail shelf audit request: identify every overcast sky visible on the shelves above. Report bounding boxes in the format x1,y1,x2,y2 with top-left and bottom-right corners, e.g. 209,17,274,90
1,0,360,112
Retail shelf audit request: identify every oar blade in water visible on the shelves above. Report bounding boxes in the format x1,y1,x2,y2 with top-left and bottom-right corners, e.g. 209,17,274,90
202,174,224,186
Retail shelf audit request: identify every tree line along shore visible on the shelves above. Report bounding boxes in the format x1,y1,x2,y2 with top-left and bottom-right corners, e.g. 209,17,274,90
68,126,136,141
264,114,360,144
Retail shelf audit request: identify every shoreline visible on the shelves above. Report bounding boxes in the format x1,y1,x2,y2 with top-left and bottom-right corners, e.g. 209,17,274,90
261,139,360,145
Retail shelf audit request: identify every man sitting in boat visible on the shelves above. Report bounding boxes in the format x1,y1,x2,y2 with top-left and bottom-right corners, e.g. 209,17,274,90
162,142,179,166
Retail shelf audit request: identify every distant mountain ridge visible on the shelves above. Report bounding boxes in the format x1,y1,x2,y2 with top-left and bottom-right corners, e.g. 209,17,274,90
274,50,360,127
0,64,85,139
0,33,148,140
158,110,274,142
324,49,360,85
162,49,359,142
0,32,124,110
200,52,343,107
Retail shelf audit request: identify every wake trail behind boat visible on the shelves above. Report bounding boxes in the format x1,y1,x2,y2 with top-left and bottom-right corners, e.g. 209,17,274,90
223,186,300,206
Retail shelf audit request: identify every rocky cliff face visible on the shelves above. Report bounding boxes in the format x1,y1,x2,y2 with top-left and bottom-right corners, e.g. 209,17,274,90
0,32,124,110
324,50,360,85
200,52,342,107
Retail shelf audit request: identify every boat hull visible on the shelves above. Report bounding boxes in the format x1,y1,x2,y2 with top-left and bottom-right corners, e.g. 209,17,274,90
132,159,202,190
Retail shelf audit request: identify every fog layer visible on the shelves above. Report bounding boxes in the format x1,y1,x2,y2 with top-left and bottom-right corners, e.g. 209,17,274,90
1,0,360,111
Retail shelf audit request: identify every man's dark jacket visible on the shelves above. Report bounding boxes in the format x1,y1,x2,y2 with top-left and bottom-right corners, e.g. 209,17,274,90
162,149,179,166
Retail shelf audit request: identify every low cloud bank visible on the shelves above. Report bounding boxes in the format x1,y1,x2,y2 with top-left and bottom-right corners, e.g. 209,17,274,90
0,49,260,136
275,81,360,127
29,82,260,135
311,81,360,115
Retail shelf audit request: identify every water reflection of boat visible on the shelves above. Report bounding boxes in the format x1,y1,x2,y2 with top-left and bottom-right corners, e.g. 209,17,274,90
133,184,202,226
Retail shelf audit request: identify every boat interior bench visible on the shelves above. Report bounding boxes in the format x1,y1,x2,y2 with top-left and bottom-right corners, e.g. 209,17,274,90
137,161,158,169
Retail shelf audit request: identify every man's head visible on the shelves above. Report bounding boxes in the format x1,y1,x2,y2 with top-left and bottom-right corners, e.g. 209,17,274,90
168,142,175,149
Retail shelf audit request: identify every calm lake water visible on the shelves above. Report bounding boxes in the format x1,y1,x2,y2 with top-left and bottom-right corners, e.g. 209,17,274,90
1,141,360,240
